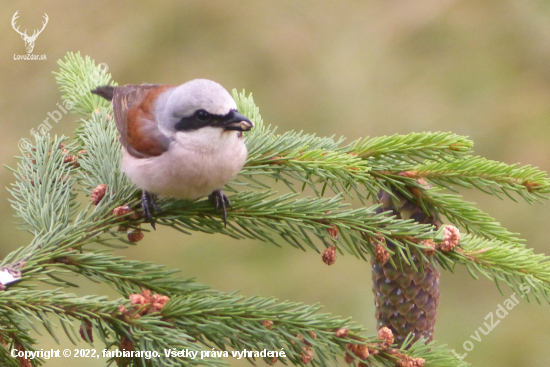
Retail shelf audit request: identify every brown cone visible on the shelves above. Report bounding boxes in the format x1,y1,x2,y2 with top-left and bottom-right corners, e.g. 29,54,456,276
371,189,441,346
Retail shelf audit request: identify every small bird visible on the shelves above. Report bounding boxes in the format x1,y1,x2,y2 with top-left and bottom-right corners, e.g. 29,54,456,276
92,79,253,228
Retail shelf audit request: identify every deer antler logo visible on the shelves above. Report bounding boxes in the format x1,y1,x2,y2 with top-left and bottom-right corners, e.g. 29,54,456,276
11,11,49,54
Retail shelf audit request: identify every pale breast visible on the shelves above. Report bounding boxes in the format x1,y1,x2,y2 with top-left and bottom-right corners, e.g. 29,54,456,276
121,127,248,199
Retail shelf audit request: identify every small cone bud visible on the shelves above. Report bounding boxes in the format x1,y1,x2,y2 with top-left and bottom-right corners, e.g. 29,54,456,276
127,228,144,242
378,327,394,349
374,243,389,264
91,184,107,205
128,289,170,315
322,246,337,265
421,239,436,255
300,347,313,364
344,352,354,364
79,320,93,342
440,225,460,252
395,352,425,367
334,328,349,338
120,337,134,352
114,206,140,220
261,320,273,329
327,224,338,239
118,305,128,315
114,206,132,217
355,344,369,360
151,293,170,312
129,294,146,306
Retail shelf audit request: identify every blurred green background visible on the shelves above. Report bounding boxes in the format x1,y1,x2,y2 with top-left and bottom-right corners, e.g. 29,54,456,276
2,1,550,366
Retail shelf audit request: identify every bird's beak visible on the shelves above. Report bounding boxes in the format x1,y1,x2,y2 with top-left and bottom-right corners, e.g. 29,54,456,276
223,111,254,132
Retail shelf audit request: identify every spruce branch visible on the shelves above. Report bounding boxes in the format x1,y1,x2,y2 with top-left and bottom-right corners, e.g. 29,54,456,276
0,287,468,367
50,52,550,302
399,156,550,202
235,90,550,248
437,234,550,303
237,91,475,202
347,132,473,162
420,191,523,244
53,51,116,116
158,189,437,259
8,246,208,297
75,108,133,196
0,324,39,367
3,115,454,367
6,135,78,235
4,51,550,367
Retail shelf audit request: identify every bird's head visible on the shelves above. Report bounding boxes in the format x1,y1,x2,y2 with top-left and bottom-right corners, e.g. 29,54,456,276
157,79,253,135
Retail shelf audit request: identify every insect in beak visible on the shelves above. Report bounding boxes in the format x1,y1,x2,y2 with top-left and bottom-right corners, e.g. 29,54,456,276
222,111,253,131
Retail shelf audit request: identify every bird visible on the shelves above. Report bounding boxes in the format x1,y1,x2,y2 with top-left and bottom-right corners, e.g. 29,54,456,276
91,79,253,229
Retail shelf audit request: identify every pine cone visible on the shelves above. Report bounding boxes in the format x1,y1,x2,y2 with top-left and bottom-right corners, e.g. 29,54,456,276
371,190,441,346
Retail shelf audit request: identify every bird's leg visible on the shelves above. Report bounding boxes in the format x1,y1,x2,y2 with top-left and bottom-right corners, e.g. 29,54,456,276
209,189,232,227
141,190,162,230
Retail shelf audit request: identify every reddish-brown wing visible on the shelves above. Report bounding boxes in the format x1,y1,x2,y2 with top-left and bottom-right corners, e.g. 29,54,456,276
112,84,173,158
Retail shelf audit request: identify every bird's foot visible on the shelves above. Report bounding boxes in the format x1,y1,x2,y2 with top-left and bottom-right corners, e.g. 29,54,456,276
209,189,232,227
142,191,162,230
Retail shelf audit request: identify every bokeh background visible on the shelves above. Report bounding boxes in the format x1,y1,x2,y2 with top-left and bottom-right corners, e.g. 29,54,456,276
2,1,550,366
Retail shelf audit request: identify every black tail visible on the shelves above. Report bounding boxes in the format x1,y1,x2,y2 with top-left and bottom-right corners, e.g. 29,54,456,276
91,85,115,101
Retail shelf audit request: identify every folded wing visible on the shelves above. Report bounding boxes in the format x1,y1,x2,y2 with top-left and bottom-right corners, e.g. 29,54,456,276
93,84,173,158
